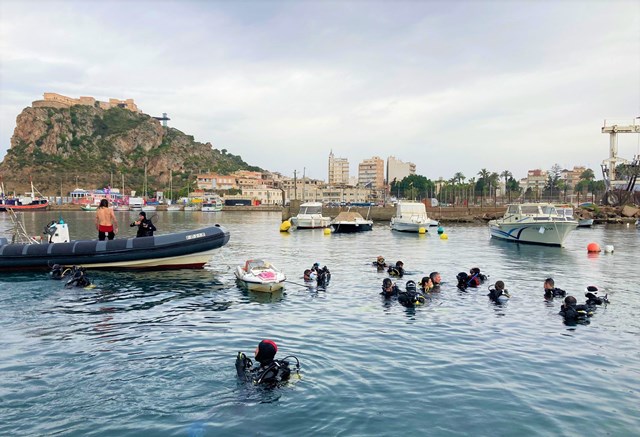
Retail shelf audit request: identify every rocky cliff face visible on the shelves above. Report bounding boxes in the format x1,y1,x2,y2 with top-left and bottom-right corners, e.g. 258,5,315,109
0,105,260,195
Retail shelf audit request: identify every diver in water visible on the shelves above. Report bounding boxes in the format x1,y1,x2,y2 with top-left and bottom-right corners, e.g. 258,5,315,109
235,339,300,386
429,272,442,290
420,276,434,294
64,266,92,288
388,261,405,278
487,280,510,304
50,264,70,280
303,269,316,282
398,280,426,307
316,266,331,287
543,278,566,300
380,278,400,299
373,256,388,271
559,296,595,321
467,267,487,288
585,286,609,306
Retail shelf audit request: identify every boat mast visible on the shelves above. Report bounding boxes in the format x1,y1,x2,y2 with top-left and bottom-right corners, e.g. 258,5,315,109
169,169,173,201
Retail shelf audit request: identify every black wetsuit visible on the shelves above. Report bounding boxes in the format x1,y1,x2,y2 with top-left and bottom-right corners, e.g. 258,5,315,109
559,303,595,320
380,285,400,299
130,218,156,237
544,287,566,299
488,288,508,303
585,292,608,306
398,290,425,307
235,353,291,386
388,266,405,277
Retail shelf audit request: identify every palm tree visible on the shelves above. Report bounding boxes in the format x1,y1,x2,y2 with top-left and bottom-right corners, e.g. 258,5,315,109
500,170,513,202
453,172,465,185
467,177,476,206
477,169,490,207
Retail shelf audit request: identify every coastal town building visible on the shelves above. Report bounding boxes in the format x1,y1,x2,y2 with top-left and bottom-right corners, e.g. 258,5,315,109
196,173,237,190
520,169,548,197
328,151,349,185
233,186,284,205
561,166,587,189
358,156,385,189
32,93,140,112
387,156,416,186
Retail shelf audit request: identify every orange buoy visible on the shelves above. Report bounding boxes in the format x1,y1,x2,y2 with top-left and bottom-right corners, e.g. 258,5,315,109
587,242,601,253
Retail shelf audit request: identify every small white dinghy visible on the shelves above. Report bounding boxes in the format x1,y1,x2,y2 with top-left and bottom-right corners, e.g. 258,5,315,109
235,259,286,292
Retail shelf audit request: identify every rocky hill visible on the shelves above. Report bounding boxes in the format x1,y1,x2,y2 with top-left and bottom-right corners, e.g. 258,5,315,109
0,105,260,196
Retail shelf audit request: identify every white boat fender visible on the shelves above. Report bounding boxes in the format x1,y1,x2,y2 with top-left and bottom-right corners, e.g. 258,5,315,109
604,245,614,253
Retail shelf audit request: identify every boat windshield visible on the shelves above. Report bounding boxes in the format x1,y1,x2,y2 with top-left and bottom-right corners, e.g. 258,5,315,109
397,203,426,215
521,205,541,215
507,205,520,215
300,205,322,215
541,206,558,216
246,260,270,270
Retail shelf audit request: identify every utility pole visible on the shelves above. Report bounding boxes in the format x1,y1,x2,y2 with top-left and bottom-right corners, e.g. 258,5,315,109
293,170,297,201
302,167,306,202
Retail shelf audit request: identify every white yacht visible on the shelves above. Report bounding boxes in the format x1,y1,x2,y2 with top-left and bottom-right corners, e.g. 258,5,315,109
390,201,439,232
290,202,331,229
489,203,578,246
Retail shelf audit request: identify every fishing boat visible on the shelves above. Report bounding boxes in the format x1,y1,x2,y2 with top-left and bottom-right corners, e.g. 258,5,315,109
390,201,439,232
290,202,331,229
234,259,286,292
0,180,49,211
488,203,578,246
81,204,98,211
0,220,230,271
330,210,373,233
202,198,223,212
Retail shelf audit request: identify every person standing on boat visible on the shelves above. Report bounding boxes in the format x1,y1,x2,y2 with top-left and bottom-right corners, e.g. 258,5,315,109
130,211,156,237
95,199,118,241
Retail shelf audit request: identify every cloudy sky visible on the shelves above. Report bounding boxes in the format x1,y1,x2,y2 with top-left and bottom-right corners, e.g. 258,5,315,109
0,0,638,182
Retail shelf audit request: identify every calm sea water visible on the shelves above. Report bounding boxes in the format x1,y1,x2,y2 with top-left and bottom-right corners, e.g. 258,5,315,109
1,211,639,436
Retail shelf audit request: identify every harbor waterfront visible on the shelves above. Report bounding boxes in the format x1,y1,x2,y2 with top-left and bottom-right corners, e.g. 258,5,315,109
1,211,639,436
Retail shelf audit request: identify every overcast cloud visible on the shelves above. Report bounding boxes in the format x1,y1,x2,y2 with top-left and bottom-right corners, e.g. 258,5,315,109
1,0,638,182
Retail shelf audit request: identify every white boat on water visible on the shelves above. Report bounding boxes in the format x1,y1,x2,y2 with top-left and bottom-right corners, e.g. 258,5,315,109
330,211,373,233
390,201,439,232
141,205,157,212
114,204,130,212
290,202,331,229
166,204,182,211
202,199,223,212
235,259,286,292
489,203,578,247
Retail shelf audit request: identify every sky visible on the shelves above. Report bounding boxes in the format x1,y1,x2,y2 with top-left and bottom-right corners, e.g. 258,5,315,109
0,0,639,183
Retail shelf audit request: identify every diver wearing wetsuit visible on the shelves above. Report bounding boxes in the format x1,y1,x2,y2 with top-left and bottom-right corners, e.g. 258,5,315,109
235,340,298,386
380,278,400,299
559,296,595,321
398,280,425,307
543,278,566,300
388,261,405,278
373,256,388,271
488,280,510,303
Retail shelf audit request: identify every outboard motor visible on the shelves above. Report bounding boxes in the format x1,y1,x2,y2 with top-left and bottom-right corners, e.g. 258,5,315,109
44,218,70,243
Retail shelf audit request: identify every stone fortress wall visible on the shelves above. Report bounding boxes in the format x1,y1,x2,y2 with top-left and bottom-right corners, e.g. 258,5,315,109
32,93,140,112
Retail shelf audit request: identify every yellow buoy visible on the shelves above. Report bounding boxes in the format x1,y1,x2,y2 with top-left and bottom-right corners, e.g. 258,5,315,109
324,228,331,235
440,233,448,240
280,220,291,232
418,227,426,234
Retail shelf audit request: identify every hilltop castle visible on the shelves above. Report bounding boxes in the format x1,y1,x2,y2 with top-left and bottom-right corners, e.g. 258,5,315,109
32,92,140,112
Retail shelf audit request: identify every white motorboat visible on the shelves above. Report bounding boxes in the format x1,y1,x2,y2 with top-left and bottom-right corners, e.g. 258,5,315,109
290,202,331,229
166,204,182,211
235,259,286,292
390,201,439,232
330,211,373,233
489,203,578,246
202,199,223,212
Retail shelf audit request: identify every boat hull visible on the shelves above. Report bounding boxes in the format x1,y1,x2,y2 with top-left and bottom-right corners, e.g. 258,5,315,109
577,219,594,228
234,265,285,292
0,201,49,211
0,225,230,271
331,222,373,233
390,219,438,232
489,221,577,246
